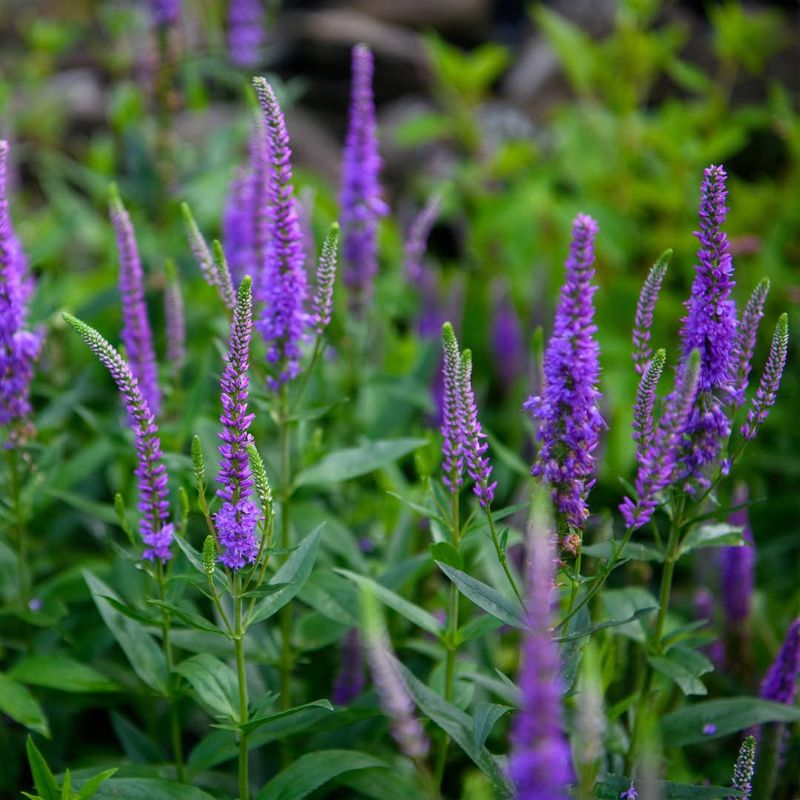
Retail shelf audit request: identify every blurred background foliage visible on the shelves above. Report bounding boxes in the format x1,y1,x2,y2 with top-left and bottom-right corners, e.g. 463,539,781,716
0,0,798,793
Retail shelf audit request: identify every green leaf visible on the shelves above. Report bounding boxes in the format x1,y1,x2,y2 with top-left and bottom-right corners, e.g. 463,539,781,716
294,438,426,487
661,697,800,746
147,600,226,635
255,750,386,800
335,569,444,636
397,660,512,797
77,769,118,800
237,699,334,736
0,675,49,736
9,655,119,693
582,540,664,562
249,527,322,624
387,491,445,523
25,736,59,800
679,523,744,557
86,778,216,799
556,607,658,643
174,654,240,722
83,572,167,693
429,541,463,569
435,562,525,629
597,775,742,798
457,614,504,645
601,588,659,643
473,702,511,749
649,649,710,696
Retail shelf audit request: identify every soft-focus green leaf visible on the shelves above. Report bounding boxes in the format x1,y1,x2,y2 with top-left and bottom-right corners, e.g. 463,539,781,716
25,736,59,800
76,768,117,800
10,655,119,693
435,562,525,629
83,572,167,694
87,778,216,799
255,750,386,800
147,600,225,635
294,438,426,487
661,697,800,746
597,775,742,798
582,540,664,562
472,702,511,749
0,675,49,736
679,523,744,556
237,699,334,735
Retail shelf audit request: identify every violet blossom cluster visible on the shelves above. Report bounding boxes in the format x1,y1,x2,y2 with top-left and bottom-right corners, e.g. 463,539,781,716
404,193,441,284
332,628,365,706
508,490,573,798
163,260,185,373
441,322,464,493
632,251,670,375
215,277,260,570
110,186,161,417
252,77,308,388
728,736,756,800
0,140,42,443
759,618,800,705
459,350,496,507
524,213,603,537
148,0,180,28
340,43,388,306
721,484,755,633
491,283,526,391
227,0,264,69
64,314,173,562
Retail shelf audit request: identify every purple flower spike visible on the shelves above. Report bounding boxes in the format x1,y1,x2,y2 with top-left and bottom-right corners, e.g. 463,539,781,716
361,589,429,760
340,43,388,307
508,488,573,799
729,735,756,800
215,276,260,570
404,193,441,283
332,629,365,705
491,283,526,390
163,261,185,373
524,213,603,534
728,278,769,407
722,484,755,630
252,78,308,388
759,618,800,705
678,166,737,486
441,322,464,493
148,0,180,28
632,349,666,462
110,186,161,417
311,223,340,334
459,350,496,508
632,250,670,375
64,314,173,562
1,140,42,443
740,313,788,441
227,0,264,69
620,350,701,530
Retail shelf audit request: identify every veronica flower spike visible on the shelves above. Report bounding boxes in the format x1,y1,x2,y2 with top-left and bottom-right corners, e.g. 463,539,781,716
311,222,340,335
524,213,603,544
110,185,161,416
340,43,388,307
458,349,495,508
252,77,308,388
728,278,769,407
632,250,670,375
63,314,173,562
727,736,756,800
227,0,264,69
0,139,42,444
508,486,573,799
215,276,261,570
440,322,464,494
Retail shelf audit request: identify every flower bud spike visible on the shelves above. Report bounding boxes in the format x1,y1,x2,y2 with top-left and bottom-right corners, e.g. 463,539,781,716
212,239,236,311
191,435,206,493
246,441,273,519
311,222,340,334
440,322,464,494
114,492,135,547
728,277,769,407
632,349,666,462
202,535,217,577
729,735,756,800
163,259,186,374
632,250,670,375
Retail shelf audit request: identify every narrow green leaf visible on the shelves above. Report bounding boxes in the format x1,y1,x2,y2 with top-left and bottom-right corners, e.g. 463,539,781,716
147,600,226,635
85,778,216,799
335,569,444,636
77,769,118,800
83,571,167,694
255,750,386,800
661,697,800,746
473,702,511,749
555,607,657,643
679,523,744,557
212,699,335,735
0,675,49,736
597,775,742,798
174,654,240,722
9,655,119,693
435,562,525,629
249,527,322,624
429,541,462,569
294,438,426,487
25,736,59,800
582,540,664,562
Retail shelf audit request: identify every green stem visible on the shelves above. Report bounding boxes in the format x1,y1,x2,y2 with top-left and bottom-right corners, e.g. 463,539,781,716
434,491,460,791
234,575,249,800
568,547,583,616
485,508,522,603
627,506,683,771
157,565,185,782
290,336,323,413
6,449,29,604
279,385,293,712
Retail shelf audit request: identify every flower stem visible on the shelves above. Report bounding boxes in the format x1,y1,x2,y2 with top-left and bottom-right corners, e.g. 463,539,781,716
278,385,293,712
435,491,460,791
156,564,184,782
6,449,29,605
484,508,522,603
234,574,249,800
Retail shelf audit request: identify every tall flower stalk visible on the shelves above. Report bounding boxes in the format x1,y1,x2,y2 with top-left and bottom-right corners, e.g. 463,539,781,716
340,43,387,309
